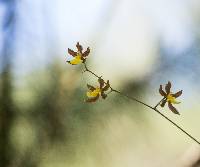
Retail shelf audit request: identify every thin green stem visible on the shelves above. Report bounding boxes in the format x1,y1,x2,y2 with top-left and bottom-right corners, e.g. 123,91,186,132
82,62,200,145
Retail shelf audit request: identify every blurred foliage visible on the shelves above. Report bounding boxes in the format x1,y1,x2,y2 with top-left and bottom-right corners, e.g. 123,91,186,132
1,0,200,166
0,65,15,166
0,59,150,167
12,62,91,166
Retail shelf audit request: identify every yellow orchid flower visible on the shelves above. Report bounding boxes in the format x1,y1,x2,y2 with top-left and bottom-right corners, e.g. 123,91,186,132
68,54,83,65
87,87,101,98
166,93,181,104
159,81,182,115
67,42,90,65
85,78,110,103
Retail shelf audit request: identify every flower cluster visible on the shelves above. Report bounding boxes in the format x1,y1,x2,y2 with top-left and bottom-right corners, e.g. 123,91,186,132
65,42,200,145
67,42,90,65
66,43,183,113
85,78,110,103
159,81,182,115
67,42,111,102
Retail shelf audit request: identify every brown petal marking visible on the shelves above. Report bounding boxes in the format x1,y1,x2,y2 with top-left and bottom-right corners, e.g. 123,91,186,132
159,85,166,96
81,56,86,62
172,90,182,98
165,81,171,94
68,48,77,57
102,80,110,91
76,42,83,53
101,92,107,99
85,94,99,103
82,47,90,57
82,58,86,63
160,99,167,107
87,84,96,91
168,102,180,115
98,77,104,89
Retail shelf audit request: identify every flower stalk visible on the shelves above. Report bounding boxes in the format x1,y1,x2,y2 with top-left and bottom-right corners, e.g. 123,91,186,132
66,42,200,145
82,62,200,145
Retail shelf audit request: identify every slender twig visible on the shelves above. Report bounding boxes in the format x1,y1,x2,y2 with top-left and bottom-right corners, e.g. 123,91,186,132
154,97,166,109
82,62,200,145
83,62,99,78
111,88,153,109
113,90,200,145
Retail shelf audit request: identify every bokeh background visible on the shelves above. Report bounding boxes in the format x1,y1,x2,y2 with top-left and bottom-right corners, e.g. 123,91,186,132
1,0,200,167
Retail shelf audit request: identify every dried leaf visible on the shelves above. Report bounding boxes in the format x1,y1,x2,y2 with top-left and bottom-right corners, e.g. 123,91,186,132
172,90,182,98
165,81,171,94
159,85,166,96
168,102,180,115
68,48,77,57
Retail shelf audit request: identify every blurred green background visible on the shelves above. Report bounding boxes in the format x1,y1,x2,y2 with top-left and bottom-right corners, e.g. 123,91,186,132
1,0,200,167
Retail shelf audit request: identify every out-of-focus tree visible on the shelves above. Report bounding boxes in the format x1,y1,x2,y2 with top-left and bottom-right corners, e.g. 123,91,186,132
0,0,16,166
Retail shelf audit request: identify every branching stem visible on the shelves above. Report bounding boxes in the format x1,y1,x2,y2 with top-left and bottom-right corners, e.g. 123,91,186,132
82,62,200,145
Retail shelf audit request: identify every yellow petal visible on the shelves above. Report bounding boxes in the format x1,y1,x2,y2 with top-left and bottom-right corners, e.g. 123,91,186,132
167,94,181,104
69,55,82,65
86,88,101,97
171,100,181,104
87,91,94,97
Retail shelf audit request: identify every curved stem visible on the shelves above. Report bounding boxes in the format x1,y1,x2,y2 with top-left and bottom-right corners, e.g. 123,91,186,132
82,62,200,145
